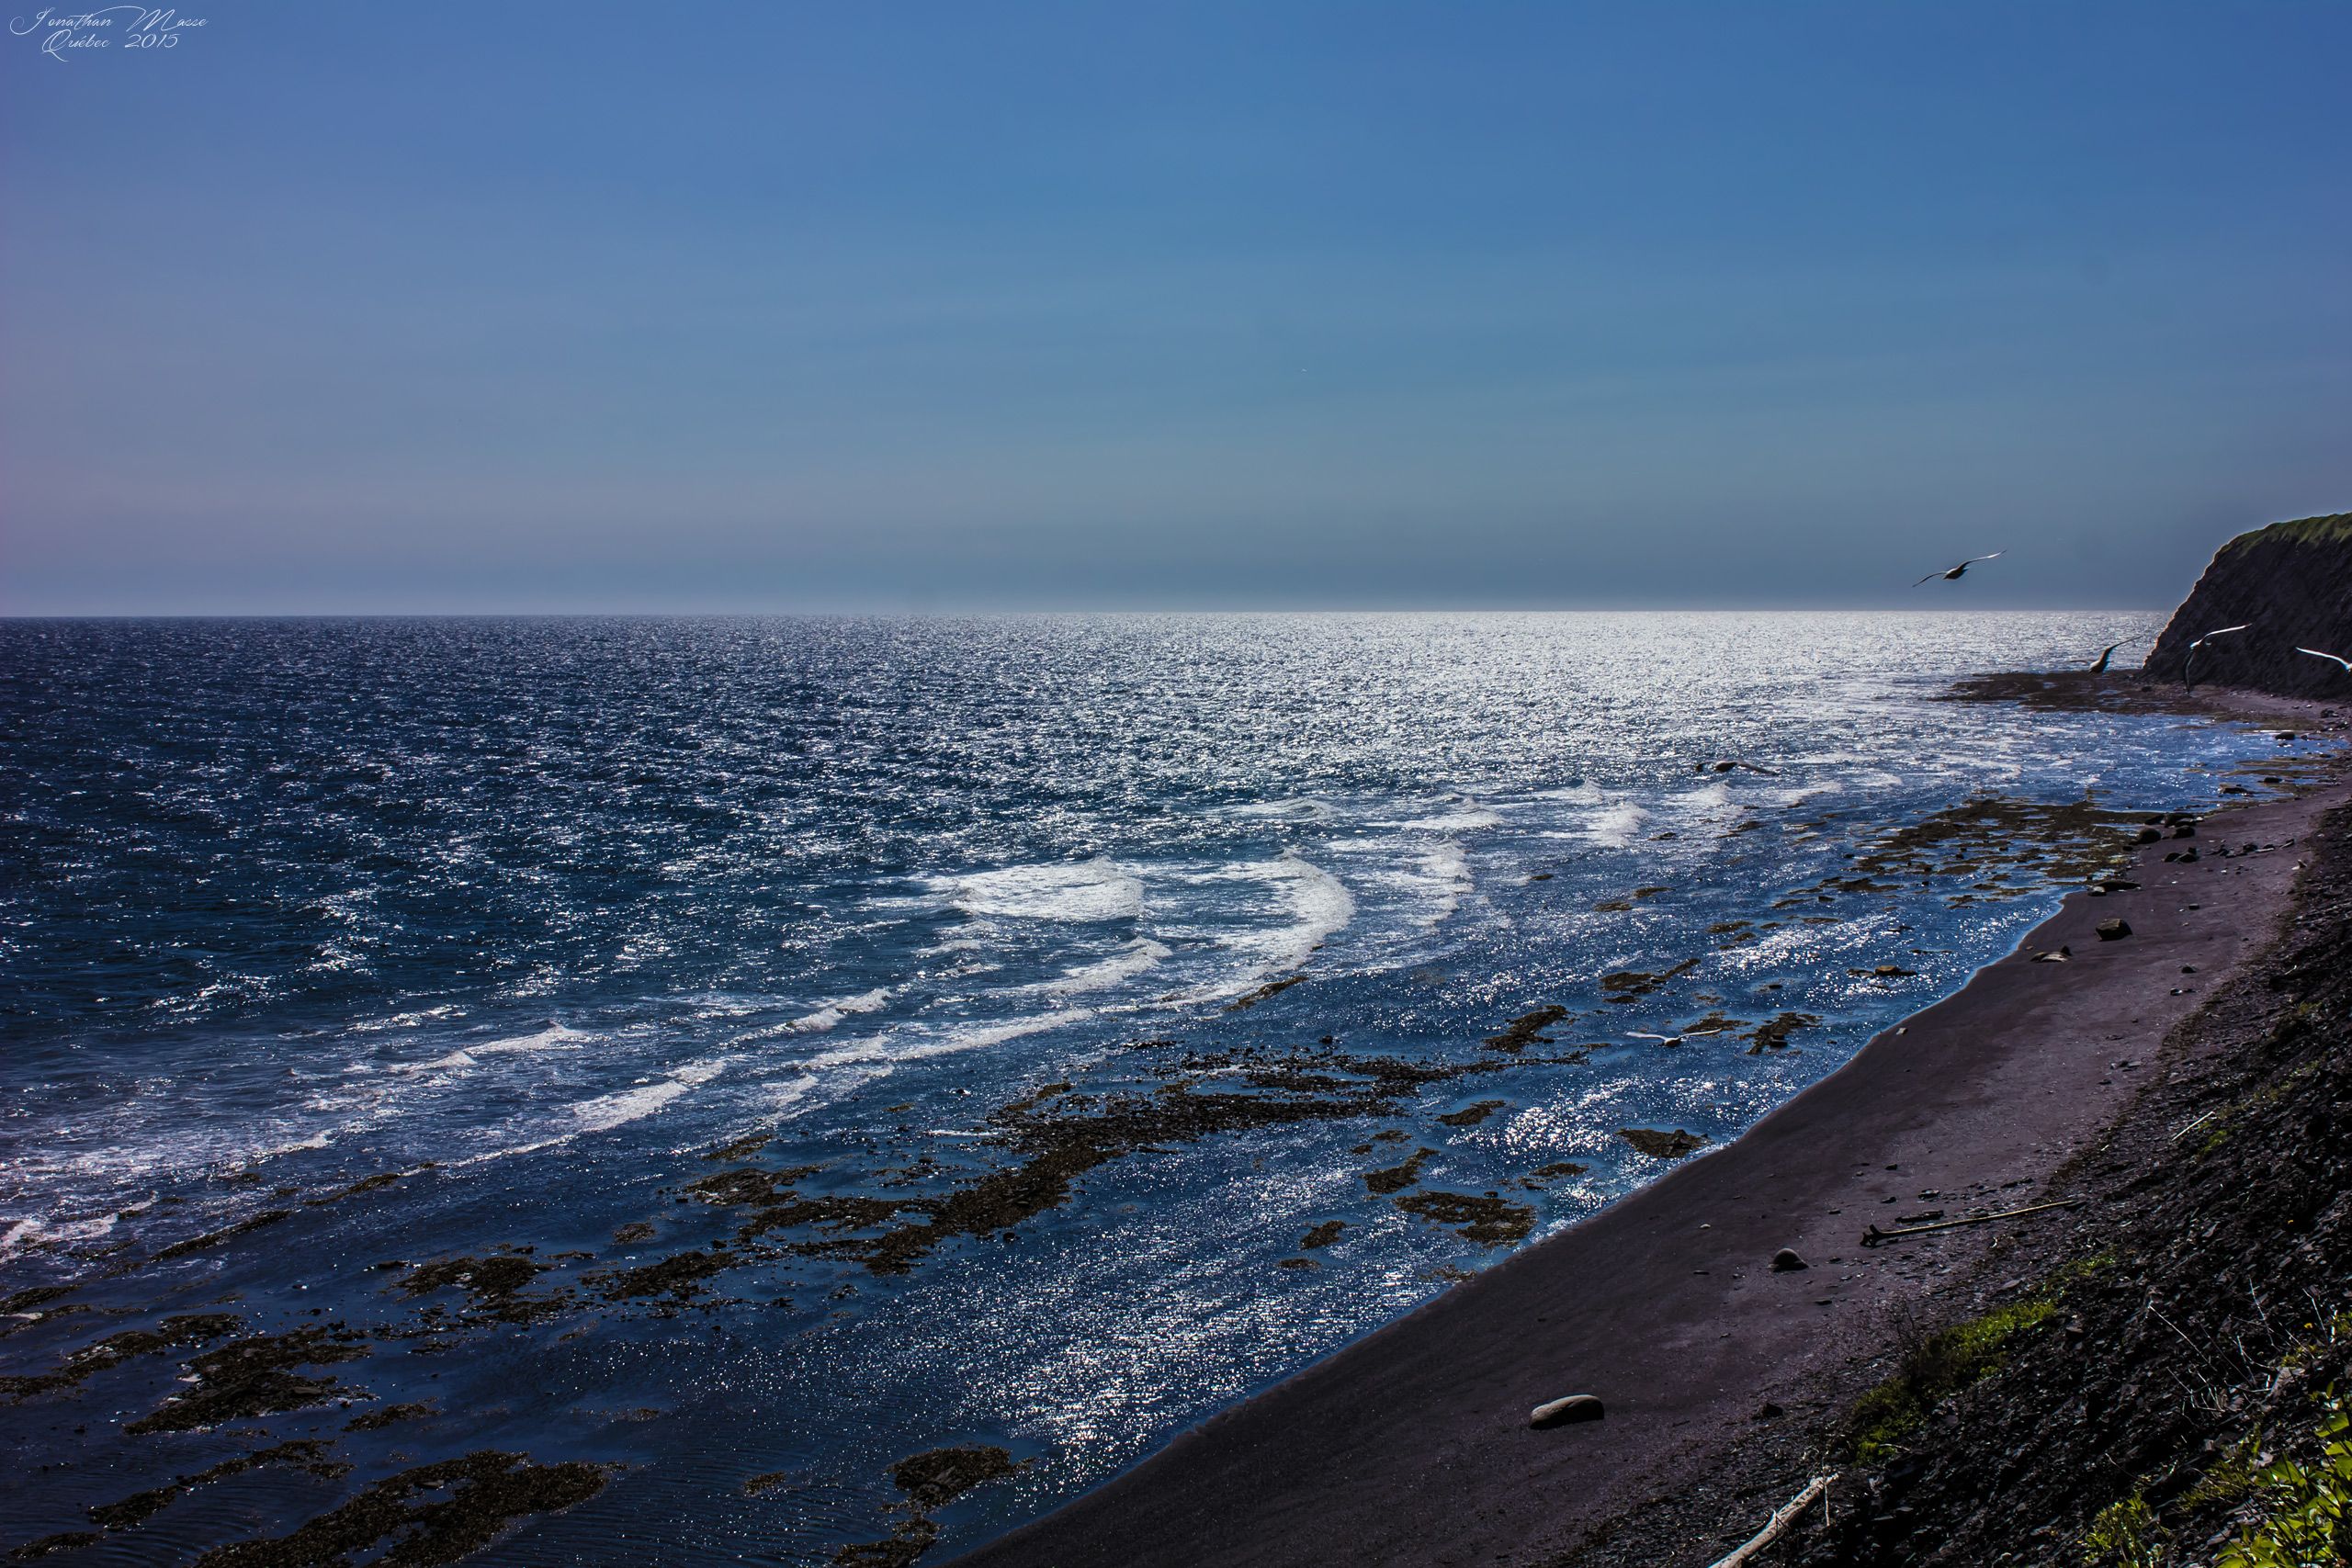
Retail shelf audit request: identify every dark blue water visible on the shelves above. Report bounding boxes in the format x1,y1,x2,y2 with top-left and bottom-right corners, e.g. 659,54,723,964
0,615,2277,1564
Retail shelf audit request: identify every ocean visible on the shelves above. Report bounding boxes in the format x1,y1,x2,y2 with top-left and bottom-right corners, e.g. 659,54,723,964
0,614,2280,1564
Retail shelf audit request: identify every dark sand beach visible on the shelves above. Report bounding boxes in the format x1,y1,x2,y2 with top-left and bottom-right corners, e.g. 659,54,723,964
955,688,2349,1568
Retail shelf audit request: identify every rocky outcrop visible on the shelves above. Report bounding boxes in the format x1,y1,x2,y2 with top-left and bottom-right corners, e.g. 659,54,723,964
2143,512,2352,697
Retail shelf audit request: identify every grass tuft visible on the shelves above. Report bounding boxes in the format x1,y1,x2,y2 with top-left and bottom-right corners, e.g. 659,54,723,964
1849,1296,2057,1462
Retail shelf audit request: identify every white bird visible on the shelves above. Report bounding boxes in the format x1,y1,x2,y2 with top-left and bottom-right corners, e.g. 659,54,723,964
2297,647,2352,672
2184,623,2251,690
2088,640,2128,673
1629,1029,1727,1047
1915,552,2004,585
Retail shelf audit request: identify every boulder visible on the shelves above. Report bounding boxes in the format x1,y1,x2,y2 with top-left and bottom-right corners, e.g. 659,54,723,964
1529,1394,1604,1428
2097,919,2132,941
1770,1247,1809,1272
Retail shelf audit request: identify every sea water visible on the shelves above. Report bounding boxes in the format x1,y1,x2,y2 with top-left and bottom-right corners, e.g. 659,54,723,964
0,615,2281,1563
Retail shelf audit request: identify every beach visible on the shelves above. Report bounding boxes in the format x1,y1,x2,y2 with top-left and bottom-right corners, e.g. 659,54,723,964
953,687,2349,1568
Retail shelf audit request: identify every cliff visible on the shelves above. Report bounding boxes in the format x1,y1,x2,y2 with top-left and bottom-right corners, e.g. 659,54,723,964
2142,511,2352,696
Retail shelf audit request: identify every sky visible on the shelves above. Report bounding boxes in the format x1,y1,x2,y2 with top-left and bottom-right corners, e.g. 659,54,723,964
3,3,2347,613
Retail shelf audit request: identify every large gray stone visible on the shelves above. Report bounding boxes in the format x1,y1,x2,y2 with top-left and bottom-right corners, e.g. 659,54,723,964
1529,1394,1604,1428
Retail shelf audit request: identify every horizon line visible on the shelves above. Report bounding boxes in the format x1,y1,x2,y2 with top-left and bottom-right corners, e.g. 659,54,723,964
0,604,2177,622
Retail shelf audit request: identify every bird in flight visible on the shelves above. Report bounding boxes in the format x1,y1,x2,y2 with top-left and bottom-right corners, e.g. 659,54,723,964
1629,1029,1727,1047
2184,623,2252,690
1915,551,2004,585
2297,647,2352,673
2088,640,2128,673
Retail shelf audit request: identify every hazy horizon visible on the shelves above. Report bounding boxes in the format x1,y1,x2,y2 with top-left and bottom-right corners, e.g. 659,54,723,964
6,3,2347,615
0,604,2184,620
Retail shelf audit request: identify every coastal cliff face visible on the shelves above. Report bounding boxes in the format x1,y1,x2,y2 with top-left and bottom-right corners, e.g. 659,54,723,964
2143,512,2352,697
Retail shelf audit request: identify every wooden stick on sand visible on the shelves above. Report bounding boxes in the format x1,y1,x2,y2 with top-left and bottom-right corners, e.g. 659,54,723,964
1860,1198,2082,1247
1706,1472,1839,1568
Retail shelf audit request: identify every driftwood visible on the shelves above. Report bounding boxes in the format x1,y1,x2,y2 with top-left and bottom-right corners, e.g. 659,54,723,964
1706,1472,1838,1568
2170,1109,2220,1143
1861,1198,2082,1247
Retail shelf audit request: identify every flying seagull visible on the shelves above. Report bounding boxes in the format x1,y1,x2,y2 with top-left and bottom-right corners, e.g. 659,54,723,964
2183,623,2252,691
2297,647,2352,673
1629,1029,1726,1048
2088,640,2128,673
1915,551,2004,586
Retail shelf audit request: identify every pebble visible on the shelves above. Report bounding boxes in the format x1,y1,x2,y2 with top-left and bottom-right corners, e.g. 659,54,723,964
2096,918,2132,941
1770,1247,1809,1272
1529,1394,1604,1428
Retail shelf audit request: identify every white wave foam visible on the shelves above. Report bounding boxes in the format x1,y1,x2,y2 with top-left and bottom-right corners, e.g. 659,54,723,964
384,1023,585,1075
349,1003,463,1033
940,859,1144,922
787,987,893,1032
0,1210,124,1255
803,1010,1091,1071
568,1056,731,1134
446,1134,573,1169
387,1049,477,1077
1168,852,1357,1007
1585,804,1650,849
1392,807,1502,831
1038,939,1172,996
1224,797,1336,819
244,1131,333,1162
1245,852,1355,968
1413,842,1472,927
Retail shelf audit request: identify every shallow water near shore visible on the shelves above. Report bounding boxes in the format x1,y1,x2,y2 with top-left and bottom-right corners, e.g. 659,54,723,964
0,614,2295,1563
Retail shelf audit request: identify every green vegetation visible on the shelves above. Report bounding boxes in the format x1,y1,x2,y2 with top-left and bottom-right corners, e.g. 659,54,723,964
1849,1296,2057,1462
2083,1494,2165,1567
2216,1393,2352,1567
2227,512,2352,550
2181,1430,2267,1513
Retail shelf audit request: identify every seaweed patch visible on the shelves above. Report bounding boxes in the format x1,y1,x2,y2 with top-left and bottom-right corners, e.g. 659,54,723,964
398,1256,566,1324
126,1325,371,1435
831,1446,1028,1568
1,1312,243,1403
1744,1011,1820,1054
86,1439,350,1531
150,1210,294,1263
1364,1148,1436,1195
1392,1190,1536,1247
188,1450,608,1568
1619,1128,1708,1160
1483,1005,1567,1053
345,1399,436,1433
1599,958,1700,1000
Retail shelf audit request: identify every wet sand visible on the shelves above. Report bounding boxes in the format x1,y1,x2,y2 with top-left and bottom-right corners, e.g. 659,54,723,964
953,711,2347,1568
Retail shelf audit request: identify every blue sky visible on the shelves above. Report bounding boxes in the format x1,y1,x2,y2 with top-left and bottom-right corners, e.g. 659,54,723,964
3,3,2347,611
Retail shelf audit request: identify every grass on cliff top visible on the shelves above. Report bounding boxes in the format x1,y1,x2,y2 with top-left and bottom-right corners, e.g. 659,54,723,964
2227,512,2352,550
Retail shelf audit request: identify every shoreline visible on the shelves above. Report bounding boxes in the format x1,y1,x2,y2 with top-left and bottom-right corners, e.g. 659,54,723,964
951,684,2349,1568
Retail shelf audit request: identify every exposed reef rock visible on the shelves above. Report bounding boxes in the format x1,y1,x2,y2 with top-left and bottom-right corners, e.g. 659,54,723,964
2143,511,2352,696
190,1450,607,1567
